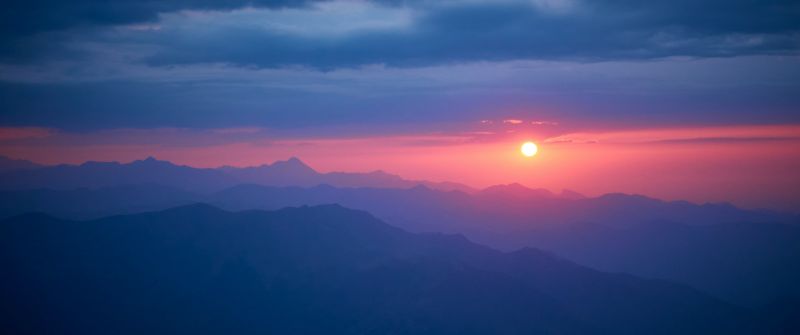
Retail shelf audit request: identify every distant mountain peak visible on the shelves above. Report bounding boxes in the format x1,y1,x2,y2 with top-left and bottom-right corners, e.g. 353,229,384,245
0,155,41,172
598,192,656,203
156,202,229,217
80,160,121,167
480,183,555,198
2,202,757,335
129,156,175,168
484,183,530,191
560,189,586,200
269,157,316,172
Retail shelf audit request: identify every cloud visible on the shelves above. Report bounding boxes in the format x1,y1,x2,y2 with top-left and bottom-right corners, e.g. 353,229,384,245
136,1,800,69
0,127,55,141
0,0,322,37
0,0,327,62
2,0,799,66
543,125,800,145
2,55,800,131
497,119,558,125
0,1,798,133
211,127,265,135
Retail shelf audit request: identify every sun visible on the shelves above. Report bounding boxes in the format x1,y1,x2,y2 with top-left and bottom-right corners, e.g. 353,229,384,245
521,141,538,157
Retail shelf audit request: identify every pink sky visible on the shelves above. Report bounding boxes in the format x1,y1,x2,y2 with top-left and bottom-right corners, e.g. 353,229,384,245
1,124,799,211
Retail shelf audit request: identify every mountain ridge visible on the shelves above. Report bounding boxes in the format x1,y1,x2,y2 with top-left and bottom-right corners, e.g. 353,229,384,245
1,182,795,308
0,203,763,335
0,155,475,193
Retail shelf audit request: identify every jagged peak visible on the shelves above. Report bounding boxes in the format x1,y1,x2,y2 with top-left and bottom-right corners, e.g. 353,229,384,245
268,156,316,171
130,156,173,166
155,202,229,217
79,160,121,167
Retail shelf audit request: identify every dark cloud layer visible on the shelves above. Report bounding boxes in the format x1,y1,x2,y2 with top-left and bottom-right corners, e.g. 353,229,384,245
1,0,799,66
0,0,798,131
2,72,798,131
0,0,319,36
0,0,323,61
146,0,800,68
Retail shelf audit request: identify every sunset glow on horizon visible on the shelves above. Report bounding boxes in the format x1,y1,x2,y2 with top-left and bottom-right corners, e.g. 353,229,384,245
1,123,798,211
0,0,799,211
2,1,800,331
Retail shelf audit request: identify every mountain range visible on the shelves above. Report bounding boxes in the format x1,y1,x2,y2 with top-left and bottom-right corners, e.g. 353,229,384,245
0,156,474,193
2,204,780,335
0,159,800,307
0,156,798,309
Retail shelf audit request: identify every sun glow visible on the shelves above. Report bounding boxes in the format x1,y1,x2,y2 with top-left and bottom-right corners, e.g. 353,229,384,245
521,141,538,157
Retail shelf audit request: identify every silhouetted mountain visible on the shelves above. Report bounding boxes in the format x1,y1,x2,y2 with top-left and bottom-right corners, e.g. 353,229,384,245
0,157,474,193
0,184,202,219
0,157,234,192
0,182,797,307
207,184,800,306
559,189,587,200
0,204,761,334
758,297,800,335
218,157,320,186
225,157,471,191
0,155,40,173
206,183,794,231
479,183,557,199
513,220,800,307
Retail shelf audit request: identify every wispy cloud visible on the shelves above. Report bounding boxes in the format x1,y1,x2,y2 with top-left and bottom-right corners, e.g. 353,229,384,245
544,125,800,145
531,120,559,126
0,127,55,141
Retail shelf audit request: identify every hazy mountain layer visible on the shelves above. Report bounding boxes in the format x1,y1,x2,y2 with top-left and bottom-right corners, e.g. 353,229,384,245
0,156,473,193
1,182,798,307
0,156,797,308
0,204,770,335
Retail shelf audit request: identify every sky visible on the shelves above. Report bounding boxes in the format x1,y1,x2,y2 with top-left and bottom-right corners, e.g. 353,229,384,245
0,0,799,210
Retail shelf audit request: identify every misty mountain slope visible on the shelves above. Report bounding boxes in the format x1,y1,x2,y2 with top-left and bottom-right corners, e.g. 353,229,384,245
0,156,474,193
1,181,797,308
208,185,800,307
0,155,790,230
0,157,235,193
0,156,41,173
210,184,795,233
0,204,759,335
514,220,800,307
0,184,202,220
225,157,473,192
